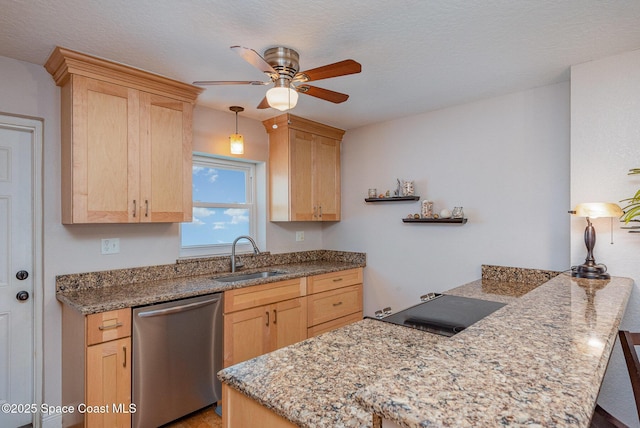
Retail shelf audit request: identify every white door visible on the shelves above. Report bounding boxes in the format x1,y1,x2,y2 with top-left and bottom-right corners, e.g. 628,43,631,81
0,118,37,427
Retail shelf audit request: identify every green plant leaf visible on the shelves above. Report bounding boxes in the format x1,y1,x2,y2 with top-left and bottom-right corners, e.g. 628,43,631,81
621,168,640,222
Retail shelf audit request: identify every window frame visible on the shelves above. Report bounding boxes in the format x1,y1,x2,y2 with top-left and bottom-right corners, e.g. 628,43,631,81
180,154,257,258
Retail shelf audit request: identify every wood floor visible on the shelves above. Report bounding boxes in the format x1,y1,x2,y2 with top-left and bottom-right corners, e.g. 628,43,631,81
163,405,222,428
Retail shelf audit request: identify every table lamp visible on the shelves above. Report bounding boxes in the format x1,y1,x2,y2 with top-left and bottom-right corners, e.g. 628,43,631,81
570,202,623,279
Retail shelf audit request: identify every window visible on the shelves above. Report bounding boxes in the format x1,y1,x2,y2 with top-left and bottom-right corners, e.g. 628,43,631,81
180,155,256,257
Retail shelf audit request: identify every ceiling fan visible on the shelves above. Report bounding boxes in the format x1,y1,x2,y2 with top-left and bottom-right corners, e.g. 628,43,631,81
193,46,362,111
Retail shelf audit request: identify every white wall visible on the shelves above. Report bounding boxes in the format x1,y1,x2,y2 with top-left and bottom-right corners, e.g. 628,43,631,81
571,48,640,427
325,82,571,315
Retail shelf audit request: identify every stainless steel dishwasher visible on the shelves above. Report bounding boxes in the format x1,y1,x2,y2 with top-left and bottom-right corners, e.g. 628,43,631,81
132,293,223,428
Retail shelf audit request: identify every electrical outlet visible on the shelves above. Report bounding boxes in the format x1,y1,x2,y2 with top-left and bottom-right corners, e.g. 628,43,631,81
295,231,304,242
101,238,120,255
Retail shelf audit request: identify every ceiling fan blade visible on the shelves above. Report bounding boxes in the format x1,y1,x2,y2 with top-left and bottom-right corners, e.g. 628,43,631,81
192,80,270,86
296,85,349,103
231,46,278,78
295,59,361,82
257,97,270,109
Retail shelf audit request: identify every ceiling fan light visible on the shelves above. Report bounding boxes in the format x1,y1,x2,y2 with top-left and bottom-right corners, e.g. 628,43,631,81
266,87,298,111
229,133,244,154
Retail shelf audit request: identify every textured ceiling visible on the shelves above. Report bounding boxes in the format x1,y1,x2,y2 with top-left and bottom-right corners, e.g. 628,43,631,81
2,0,640,130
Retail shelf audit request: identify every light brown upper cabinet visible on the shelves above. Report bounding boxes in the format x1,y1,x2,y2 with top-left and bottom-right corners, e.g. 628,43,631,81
45,47,202,224
263,114,345,221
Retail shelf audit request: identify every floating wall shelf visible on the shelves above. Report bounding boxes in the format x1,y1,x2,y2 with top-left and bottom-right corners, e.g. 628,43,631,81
402,218,468,224
365,196,420,202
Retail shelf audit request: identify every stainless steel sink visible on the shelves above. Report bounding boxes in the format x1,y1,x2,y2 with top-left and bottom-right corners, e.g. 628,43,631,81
214,271,286,283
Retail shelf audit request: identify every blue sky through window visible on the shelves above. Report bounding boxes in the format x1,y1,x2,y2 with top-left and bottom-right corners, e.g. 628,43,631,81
182,165,250,247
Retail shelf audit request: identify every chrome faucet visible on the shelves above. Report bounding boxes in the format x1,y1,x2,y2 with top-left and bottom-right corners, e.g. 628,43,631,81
231,235,261,272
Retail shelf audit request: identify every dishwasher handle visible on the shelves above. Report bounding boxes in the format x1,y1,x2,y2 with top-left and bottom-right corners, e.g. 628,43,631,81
136,297,220,318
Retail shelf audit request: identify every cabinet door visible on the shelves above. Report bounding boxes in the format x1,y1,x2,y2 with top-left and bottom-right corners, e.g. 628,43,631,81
86,337,131,428
65,76,140,223
139,92,193,222
313,135,340,221
289,129,315,220
223,306,270,367
271,297,307,351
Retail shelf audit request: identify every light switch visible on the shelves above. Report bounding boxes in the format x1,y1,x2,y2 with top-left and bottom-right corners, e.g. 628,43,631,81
295,231,304,242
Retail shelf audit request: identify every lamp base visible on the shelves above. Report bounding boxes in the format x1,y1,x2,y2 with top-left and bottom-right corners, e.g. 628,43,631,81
571,264,610,280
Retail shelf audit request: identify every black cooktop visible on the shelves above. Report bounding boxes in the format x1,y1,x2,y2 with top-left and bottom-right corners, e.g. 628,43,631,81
368,294,506,337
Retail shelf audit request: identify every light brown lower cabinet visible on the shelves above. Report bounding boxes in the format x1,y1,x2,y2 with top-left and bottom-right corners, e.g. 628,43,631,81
223,297,307,367
62,307,132,428
222,268,364,367
222,384,297,428
221,268,364,427
307,268,364,337
223,278,307,367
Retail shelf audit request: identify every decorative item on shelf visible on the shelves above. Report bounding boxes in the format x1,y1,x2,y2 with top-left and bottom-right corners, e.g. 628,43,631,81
421,200,434,218
452,207,464,219
413,213,420,219
439,209,452,219
569,202,623,279
368,188,377,198
229,106,245,154
385,190,391,197
402,179,415,196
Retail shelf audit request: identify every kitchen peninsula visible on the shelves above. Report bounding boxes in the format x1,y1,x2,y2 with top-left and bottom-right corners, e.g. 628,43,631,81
219,267,633,428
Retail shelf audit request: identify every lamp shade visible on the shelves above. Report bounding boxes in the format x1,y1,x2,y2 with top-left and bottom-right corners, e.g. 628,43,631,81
229,133,244,154
573,202,623,218
266,87,298,111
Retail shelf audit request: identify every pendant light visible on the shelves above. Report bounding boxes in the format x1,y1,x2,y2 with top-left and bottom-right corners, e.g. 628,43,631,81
229,106,244,154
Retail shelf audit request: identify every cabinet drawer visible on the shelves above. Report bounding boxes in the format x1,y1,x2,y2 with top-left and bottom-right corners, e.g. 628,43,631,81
308,312,363,337
86,308,131,346
307,268,362,294
307,284,363,328
224,278,306,313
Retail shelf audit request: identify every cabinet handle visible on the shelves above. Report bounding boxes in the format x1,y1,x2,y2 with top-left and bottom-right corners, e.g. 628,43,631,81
333,301,343,307
123,346,127,368
132,200,137,217
145,200,149,217
332,278,343,283
266,311,269,327
98,322,123,331
273,309,277,324
318,206,322,218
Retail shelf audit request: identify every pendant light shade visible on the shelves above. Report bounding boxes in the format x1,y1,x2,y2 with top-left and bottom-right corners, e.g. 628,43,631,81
229,106,244,154
266,86,298,111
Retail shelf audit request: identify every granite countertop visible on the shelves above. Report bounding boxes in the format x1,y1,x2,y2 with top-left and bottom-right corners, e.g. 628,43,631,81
56,250,365,315
218,272,633,428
